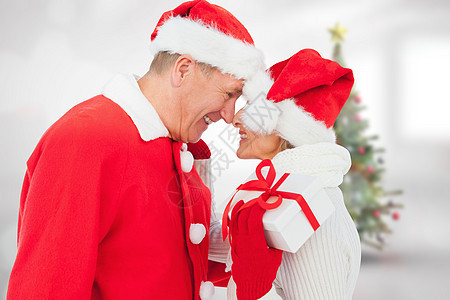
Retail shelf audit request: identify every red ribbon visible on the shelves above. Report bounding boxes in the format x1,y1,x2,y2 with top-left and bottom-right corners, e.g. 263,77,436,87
222,159,320,241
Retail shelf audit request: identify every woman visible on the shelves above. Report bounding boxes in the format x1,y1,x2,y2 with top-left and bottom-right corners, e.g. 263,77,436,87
225,49,361,300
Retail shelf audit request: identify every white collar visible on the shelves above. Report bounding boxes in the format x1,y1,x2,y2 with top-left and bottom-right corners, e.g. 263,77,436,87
101,73,169,142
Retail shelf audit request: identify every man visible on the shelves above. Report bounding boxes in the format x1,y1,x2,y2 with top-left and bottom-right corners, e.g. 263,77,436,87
7,1,268,299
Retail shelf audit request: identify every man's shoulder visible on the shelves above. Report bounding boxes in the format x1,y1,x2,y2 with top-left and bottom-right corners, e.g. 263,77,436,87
52,95,133,137
68,95,130,127
39,96,134,152
33,95,174,164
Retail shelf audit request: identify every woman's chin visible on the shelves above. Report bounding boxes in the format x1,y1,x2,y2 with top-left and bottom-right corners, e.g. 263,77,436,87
236,147,254,160
236,152,245,159
236,148,245,159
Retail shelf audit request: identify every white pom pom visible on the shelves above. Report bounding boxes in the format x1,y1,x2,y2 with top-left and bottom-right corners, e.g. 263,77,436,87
189,223,206,244
181,142,188,151
199,281,215,300
180,150,194,172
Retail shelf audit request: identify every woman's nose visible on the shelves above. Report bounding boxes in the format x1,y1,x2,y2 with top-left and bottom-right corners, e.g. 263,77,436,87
232,109,244,128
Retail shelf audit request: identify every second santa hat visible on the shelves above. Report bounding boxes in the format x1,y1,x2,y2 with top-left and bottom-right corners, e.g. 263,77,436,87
149,0,270,102
242,49,354,147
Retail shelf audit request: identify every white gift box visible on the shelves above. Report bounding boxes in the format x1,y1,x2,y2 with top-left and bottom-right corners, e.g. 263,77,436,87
226,166,335,253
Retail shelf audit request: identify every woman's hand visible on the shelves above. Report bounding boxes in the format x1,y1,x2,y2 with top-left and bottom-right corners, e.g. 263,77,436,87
230,200,283,300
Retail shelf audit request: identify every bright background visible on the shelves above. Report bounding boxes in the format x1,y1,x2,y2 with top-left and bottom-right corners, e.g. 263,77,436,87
1,0,450,299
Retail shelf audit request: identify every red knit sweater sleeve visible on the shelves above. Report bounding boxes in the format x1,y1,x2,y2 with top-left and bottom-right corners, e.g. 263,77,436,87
7,109,129,299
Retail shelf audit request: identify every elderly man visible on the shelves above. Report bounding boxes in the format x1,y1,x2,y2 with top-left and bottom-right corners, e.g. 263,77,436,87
7,1,268,299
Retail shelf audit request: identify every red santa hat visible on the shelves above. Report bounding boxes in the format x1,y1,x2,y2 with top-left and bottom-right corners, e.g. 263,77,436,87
149,0,271,101
242,49,354,147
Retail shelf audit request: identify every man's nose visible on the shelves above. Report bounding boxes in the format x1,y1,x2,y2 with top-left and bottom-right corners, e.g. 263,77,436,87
220,101,237,124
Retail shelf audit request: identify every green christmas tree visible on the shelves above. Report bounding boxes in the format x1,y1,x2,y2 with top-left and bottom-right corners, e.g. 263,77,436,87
329,23,403,249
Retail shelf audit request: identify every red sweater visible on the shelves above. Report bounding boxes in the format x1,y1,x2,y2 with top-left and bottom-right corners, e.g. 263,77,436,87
7,95,212,299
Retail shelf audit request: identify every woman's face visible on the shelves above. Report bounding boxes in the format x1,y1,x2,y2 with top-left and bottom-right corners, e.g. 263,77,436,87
232,108,284,160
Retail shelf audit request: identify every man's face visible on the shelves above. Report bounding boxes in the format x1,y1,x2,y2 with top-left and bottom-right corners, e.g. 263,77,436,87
179,66,243,143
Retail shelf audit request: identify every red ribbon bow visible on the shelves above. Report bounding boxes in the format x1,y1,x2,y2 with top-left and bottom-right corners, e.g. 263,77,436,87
222,159,320,241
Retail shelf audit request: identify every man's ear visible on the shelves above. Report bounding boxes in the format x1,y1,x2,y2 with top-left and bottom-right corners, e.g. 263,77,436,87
171,54,195,87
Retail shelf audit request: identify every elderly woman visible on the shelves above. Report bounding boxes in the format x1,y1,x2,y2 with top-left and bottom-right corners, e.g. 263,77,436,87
225,49,361,300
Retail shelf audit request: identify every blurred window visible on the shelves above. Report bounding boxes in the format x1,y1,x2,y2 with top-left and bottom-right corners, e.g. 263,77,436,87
398,35,450,139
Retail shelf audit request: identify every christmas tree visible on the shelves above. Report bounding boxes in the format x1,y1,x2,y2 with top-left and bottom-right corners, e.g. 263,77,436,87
329,23,403,249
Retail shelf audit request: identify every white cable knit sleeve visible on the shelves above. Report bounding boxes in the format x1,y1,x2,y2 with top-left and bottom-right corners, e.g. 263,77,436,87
273,188,361,300
209,217,231,263
194,159,231,263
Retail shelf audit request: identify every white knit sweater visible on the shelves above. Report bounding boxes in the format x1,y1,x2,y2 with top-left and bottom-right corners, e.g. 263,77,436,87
207,143,361,300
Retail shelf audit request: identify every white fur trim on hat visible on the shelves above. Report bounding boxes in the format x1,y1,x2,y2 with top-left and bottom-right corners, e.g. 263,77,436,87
150,16,265,80
150,17,271,102
241,98,335,146
241,95,280,134
242,69,274,104
240,70,278,132
274,99,336,147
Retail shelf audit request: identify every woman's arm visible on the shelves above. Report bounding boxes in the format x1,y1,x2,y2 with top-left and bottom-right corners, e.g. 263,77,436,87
275,209,357,299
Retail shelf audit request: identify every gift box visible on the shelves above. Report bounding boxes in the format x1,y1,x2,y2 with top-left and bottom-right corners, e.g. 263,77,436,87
223,159,335,253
